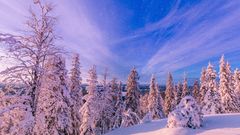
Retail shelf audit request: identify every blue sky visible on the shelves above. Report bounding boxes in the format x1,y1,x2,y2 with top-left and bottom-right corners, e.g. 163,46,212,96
0,0,240,84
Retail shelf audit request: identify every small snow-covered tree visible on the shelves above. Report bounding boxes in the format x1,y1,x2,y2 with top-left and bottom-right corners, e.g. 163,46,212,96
33,55,73,135
181,76,190,98
219,56,240,113
202,63,222,114
125,67,141,115
121,109,140,127
199,68,207,107
148,75,164,120
164,72,175,116
0,86,34,135
192,80,200,103
69,53,83,134
167,96,202,129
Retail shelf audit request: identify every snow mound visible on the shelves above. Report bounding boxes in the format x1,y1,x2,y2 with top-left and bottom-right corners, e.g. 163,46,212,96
106,113,240,135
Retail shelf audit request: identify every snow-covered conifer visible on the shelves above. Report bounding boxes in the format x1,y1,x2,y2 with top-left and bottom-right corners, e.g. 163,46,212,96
69,53,83,134
33,55,73,135
181,76,190,98
233,68,240,104
199,68,207,107
176,82,183,105
112,81,125,129
121,109,140,127
148,74,164,120
139,93,149,118
125,67,141,115
167,96,202,129
0,86,34,135
202,63,222,114
164,72,175,116
193,80,200,103
219,56,240,113
79,65,100,135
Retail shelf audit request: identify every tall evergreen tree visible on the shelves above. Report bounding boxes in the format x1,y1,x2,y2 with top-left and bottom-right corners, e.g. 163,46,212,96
202,63,222,114
181,76,190,98
33,55,73,135
164,72,175,116
219,55,239,113
69,53,83,134
112,81,125,129
193,80,200,103
176,82,183,105
148,75,164,120
200,68,207,107
79,65,101,135
125,67,141,115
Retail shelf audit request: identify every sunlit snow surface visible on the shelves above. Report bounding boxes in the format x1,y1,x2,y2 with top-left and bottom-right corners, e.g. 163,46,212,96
107,113,240,135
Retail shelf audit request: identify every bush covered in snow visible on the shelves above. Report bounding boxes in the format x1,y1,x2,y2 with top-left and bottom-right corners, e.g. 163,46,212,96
167,96,203,129
141,112,152,124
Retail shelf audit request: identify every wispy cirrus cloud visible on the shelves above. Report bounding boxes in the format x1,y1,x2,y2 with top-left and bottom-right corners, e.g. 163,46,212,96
118,0,240,77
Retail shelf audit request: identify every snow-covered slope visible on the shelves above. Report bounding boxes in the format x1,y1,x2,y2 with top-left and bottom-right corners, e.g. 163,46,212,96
106,113,240,135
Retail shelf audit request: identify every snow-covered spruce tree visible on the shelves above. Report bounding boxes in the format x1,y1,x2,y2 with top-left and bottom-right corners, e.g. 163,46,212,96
112,81,125,129
121,109,140,127
199,68,207,107
172,84,178,110
164,72,175,116
147,74,164,120
95,71,116,134
233,68,240,104
125,67,141,115
167,96,202,129
69,53,83,134
0,1,62,116
139,93,149,118
193,80,200,103
176,82,183,105
79,65,101,135
156,83,165,118
219,55,240,113
33,55,73,135
202,63,222,114
0,86,34,135
181,76,190,98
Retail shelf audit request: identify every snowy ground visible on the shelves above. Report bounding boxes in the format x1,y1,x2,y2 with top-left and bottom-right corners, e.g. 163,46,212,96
106,113,240,135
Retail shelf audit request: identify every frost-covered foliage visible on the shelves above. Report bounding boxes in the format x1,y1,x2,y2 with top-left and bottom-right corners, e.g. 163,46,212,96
200,68,207,107
121,109,140,127
125,67,141,115
233,69,240,104
202,63,222,114
33,55,73,135
79,65,100,135
0,1,62,115
69,53,83,134
164,72,175,116
112,81,125,129
148,75,164,120
139,93,149,118
181,76,190,98
219,56,240,113
167,96,203,129
192,80,200,103
0,86,34,135
141,112,152,124
176,82,183,105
